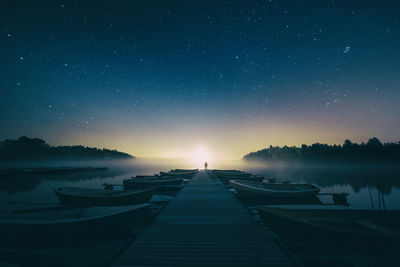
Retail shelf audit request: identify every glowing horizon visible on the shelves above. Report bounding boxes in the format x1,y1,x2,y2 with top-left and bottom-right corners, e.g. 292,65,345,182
1,1,399,163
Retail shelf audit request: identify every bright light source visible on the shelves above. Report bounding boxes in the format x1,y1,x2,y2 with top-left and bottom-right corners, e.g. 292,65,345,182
189,146,212,167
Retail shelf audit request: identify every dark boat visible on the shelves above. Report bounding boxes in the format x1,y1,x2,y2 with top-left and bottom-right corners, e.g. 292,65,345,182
170,169,199,173
123,177,183,189
135,175,159,178
54,187,156,206
216,173,253,179
257,205,400,252
218,175,264,184
230,180,320,197
215,171,251,177
159,171,197,177
0,204,149,242
213,169,243,173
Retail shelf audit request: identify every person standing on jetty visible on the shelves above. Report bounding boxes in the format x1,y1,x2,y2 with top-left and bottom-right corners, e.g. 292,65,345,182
204,161,208,170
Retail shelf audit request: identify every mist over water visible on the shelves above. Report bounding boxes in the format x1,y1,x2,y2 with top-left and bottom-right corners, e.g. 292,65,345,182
1,158,400,211
241,162,400,210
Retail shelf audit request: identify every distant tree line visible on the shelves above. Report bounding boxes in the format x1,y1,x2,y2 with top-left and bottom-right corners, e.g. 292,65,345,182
243,137,400,164
0,136,134,162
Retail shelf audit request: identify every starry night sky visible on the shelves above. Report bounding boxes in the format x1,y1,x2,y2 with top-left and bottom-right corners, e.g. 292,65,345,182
1,0,400,159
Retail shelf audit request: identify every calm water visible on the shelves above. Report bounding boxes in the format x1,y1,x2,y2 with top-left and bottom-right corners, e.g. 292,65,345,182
1,160,400,211
244,164,400,210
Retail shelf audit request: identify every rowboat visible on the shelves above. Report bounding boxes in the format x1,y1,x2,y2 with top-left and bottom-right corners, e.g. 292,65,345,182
214,171,244,175
0,204,149,243
215,172,253,179
135,175,159,178
213,169,243,173
123,177,183,189
54,187,156,206
257,205,400,252
218,175,264,184
159,171,196,177
133,175,175,179
230,180,320,197
170,169,199,173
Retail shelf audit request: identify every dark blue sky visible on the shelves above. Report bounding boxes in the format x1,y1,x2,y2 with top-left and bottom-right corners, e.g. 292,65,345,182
1,0,400,159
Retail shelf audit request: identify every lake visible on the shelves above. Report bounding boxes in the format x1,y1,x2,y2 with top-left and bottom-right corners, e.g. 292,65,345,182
1,159,400,211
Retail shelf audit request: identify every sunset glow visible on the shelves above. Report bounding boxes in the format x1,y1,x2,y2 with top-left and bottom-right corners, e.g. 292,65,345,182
189,146,212,167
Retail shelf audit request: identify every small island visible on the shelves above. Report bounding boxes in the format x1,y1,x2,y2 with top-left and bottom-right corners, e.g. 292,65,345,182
0,136,134,162
243,137,400,164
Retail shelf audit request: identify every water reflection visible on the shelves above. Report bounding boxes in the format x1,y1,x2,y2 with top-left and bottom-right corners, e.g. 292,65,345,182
0,168,122,194
245,165,400,194
244,165,400,210
0,159,194,208
1,161,400,210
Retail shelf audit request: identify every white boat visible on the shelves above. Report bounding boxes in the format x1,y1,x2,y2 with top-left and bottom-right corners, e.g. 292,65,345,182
54,187,156,206
230,180,320,198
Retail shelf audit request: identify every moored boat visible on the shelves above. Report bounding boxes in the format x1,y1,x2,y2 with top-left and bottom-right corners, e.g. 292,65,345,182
257,205,400,252
213,169,243,173
214,171,253,181
218,175,264,184
0,204,149,242
123,177,183,189
214,172,248,177
170,169,199,173
230,180,320,197
135,175,159,178
54,187,156,206
159,171,196,177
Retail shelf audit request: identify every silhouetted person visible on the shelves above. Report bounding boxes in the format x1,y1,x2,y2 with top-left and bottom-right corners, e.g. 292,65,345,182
204,161,208,170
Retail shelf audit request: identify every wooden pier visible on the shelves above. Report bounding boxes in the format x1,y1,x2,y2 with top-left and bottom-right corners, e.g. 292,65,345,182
112,171,293,266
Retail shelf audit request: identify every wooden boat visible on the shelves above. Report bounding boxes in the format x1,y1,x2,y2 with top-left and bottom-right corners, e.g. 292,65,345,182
54,187,156,206
170,169,199,173
213,169,243,173
135,175,159,178
215,172,252,178
159,171,196,177
0,204,149,242
218,176,264,184
134,175,175,179
123,177,183,189
257,205,400,252
230,180,320,197
156,184,184,195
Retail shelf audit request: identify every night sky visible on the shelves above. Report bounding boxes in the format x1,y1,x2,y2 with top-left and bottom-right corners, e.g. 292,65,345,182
1,0,400,160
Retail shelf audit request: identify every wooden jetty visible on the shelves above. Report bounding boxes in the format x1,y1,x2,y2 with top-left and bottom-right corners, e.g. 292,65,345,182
112,171,293,266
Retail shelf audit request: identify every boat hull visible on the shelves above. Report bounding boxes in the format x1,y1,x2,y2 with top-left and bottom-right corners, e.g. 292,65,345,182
230,180,320,198
54,187,156,206
159,171,196,177
123,178,183,189
218,176,264,184
0,204,150,244
257,206,400,253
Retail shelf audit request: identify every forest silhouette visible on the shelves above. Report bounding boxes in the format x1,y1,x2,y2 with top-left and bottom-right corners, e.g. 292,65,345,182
0,136,133,162
244,137,400,164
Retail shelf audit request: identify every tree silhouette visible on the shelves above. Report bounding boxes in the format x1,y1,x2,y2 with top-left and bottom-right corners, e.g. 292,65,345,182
0,136,134,162
244,137,400,164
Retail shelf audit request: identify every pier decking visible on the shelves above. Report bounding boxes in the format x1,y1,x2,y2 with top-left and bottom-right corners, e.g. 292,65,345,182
112,171,292,266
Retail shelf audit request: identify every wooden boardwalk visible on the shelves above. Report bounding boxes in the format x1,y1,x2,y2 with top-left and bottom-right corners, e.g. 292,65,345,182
112,171,293,266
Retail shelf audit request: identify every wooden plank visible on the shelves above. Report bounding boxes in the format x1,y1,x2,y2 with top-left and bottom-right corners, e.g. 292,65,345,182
112,171,293,266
